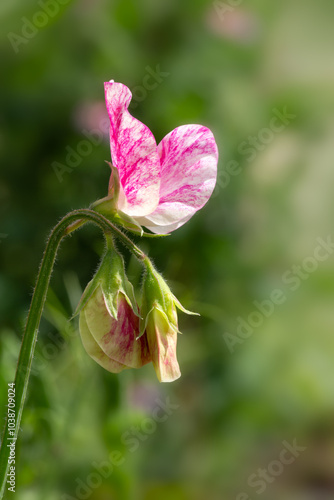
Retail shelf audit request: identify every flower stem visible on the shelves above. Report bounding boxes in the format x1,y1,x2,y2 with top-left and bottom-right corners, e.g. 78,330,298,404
0,209,145,497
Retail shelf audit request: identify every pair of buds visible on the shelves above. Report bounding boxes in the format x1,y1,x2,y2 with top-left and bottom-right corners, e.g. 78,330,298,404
76,237,197,382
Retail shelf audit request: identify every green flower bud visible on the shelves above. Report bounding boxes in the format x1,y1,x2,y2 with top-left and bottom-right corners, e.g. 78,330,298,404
76,242,151,373
140,258,198,382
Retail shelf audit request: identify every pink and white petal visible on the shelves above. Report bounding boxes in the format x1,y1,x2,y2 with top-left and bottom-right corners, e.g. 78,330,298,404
139,179,216,233
145,124,218,231
158,125,218,198
136,210,194,234
79,310,126,373
146,309,181,382
104,81,161,216
84,287,151,369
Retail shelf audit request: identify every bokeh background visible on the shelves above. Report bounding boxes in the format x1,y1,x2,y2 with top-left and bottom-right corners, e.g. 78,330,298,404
1,0,334,499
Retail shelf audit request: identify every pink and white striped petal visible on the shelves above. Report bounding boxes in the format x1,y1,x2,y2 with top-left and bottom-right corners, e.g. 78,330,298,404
104,81,161,216
141,125,218,233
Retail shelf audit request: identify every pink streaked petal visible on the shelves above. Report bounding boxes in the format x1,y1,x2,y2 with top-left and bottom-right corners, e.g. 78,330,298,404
146,309,181,382
84,287,151,369
79,310,126,373
158,125,218,199
104,81,161,216
142,124,218,232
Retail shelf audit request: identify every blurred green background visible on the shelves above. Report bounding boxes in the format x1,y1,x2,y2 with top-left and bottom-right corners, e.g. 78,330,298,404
1,0,334,499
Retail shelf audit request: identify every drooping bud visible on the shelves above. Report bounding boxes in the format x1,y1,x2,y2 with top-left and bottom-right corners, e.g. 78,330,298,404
140,258,198,382
76,239,151,372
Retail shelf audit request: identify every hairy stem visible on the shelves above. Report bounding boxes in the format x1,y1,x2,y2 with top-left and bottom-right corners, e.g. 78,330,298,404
0,209,145,497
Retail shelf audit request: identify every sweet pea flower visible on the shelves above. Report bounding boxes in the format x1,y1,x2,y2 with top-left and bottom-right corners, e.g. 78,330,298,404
98,81,218,234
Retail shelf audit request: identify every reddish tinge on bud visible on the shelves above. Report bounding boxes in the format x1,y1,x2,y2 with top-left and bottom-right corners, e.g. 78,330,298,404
144,306,181,382
76,242,151,373
140,258,198,382
80,286,150,372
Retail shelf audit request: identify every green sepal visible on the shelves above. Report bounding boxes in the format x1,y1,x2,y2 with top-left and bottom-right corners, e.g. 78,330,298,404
108,163,121,202
139,304,177,339
73,264,104,318
113,210,144,236
138,257,196,338
173,294,200,317
101,248,140,319
73,246,140,320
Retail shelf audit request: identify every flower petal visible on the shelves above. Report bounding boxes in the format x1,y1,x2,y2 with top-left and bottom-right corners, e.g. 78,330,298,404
84,286,151,369
79,309,126,373
146,308,181,382
140,124,218,232
137,211,194,235
104,81,161,216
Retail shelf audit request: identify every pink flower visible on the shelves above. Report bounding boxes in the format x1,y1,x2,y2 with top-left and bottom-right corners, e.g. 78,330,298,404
103,81,218,234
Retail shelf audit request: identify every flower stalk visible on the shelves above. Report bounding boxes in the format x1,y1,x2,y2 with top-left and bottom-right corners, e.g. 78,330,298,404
0,209,145,497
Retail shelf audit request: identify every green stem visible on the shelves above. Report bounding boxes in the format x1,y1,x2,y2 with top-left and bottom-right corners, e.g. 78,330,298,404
0,209,145,498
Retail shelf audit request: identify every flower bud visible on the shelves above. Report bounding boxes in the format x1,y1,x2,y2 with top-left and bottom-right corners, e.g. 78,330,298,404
140,258,198,382
76,244,151,372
